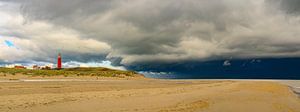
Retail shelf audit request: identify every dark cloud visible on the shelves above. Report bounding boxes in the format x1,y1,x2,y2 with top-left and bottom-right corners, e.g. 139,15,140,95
131,58,300,79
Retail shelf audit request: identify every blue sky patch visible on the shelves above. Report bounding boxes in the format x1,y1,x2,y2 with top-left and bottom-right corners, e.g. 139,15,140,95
4,40,15,47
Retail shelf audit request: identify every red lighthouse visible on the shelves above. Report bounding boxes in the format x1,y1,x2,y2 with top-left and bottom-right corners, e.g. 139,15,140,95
57,53,62,69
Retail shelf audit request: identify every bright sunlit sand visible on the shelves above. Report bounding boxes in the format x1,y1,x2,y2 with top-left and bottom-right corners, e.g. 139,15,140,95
1,76,299,112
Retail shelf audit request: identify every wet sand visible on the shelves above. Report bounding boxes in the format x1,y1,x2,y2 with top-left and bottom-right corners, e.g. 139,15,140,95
0,78,300,112
278,80,300,97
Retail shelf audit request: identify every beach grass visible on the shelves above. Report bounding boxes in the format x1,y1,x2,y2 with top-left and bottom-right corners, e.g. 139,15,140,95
0,67,140,77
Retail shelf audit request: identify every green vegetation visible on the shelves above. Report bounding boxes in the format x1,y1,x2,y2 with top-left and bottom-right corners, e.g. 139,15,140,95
0,67,142,78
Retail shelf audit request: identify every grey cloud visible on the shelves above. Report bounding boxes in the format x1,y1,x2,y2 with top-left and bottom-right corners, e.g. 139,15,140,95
0,4,111,64
1,0,300,66
281,0,300,15
20,0,116,21
266,0,300,15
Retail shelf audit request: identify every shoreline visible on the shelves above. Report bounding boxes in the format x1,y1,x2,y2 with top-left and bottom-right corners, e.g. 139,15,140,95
278,80,300,98
289,86,300,98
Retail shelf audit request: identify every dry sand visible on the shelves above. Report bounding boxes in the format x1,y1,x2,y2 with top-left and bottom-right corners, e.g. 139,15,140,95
0,77,300,112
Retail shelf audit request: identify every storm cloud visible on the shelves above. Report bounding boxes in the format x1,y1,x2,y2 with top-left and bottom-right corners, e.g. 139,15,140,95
1,0,300,72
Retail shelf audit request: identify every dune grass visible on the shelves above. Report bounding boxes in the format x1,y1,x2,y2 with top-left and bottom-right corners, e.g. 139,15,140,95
0,67,141,77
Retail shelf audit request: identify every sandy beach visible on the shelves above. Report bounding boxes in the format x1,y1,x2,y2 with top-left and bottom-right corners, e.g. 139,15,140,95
0,77,300,112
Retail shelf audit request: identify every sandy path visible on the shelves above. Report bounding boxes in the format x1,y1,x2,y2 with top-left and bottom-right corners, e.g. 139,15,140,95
0,79,300,112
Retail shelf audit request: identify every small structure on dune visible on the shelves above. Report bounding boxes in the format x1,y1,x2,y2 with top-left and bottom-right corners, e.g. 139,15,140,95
32,65,51,70
32,65,40,70
41,66,52,70
14,65,26,69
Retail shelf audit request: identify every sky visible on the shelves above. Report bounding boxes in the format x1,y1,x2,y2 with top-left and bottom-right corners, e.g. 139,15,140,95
0,0,300,78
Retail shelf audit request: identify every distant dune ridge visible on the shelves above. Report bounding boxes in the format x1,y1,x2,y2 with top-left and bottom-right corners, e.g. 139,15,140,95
0,67,144,79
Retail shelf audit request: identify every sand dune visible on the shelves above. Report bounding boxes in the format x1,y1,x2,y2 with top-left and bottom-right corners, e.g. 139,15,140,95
0,79,299,112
